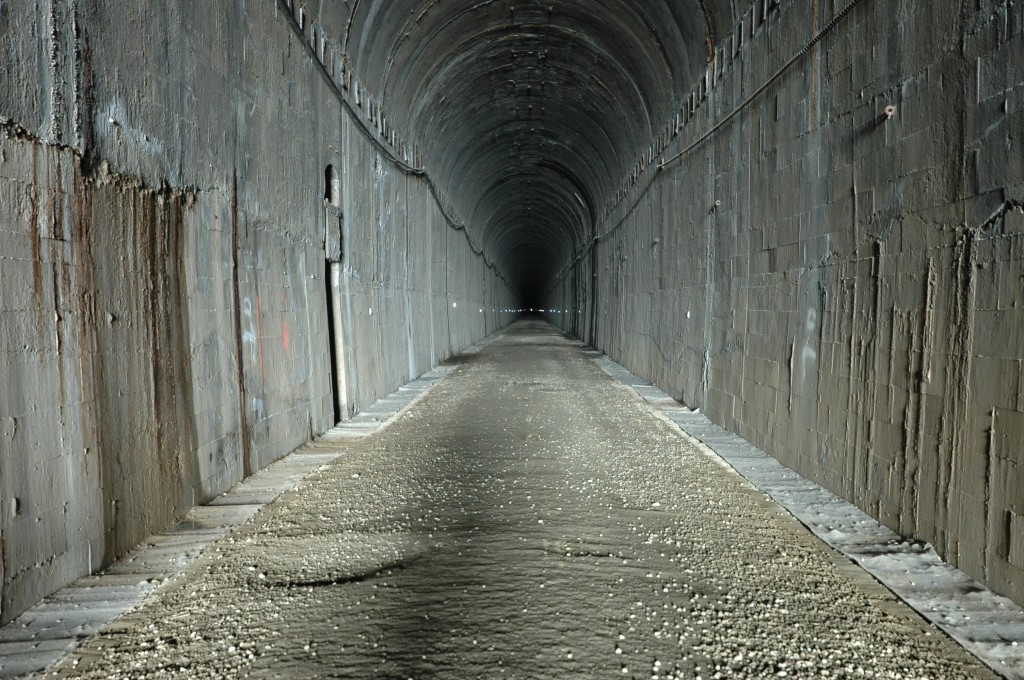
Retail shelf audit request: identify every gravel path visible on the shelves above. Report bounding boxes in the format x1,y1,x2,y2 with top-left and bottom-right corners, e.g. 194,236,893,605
47,319,996,679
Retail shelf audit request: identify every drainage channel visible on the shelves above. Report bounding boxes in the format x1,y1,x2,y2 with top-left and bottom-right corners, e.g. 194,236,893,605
584,347,1024,680
0,330,506,679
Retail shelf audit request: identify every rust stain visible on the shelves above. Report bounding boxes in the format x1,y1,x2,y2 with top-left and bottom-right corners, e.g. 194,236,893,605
77,171,199,563
51,154,70,409
172,192,201,510
14,127,206,574
70,153,109,562
145,187,169,487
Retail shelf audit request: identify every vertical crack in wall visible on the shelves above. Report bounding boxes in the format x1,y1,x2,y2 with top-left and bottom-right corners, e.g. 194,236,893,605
910,259,935,538
70,150,99,581
866,239,885,515
231,171,253,479
937,229,978,566
701,173,715,406
73,0,93,169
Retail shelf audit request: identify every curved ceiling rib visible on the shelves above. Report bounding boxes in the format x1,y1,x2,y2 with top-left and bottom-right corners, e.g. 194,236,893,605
340,0,736,303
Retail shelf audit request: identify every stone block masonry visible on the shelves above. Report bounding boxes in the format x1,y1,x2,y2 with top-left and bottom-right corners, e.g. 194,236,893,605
548,0,1024,605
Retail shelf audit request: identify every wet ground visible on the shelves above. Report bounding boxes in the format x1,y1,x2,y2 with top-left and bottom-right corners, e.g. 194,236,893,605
46,319,996,679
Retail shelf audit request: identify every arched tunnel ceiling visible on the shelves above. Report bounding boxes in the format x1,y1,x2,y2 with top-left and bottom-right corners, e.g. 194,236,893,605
340,0,741,301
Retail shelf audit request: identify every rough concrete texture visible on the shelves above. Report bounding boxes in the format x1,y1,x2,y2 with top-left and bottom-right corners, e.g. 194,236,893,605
547,0,1024,606
0,357,459,678
3,0,1024,643
593,351,1024,677
40,320,997,679
0,0,514,624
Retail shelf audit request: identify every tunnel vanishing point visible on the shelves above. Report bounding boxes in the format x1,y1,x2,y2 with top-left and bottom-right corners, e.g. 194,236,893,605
1,0,1024,636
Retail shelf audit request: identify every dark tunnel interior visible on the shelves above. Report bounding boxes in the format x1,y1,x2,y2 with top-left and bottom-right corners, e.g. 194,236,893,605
5,0,1024,650
340,0,722,301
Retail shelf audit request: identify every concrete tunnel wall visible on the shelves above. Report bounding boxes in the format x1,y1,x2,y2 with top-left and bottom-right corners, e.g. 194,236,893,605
2,0,1024,627
0,1,516,623
546,1,1024,605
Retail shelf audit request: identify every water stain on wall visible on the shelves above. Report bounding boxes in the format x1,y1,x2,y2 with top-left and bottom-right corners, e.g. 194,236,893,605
85,166,200,564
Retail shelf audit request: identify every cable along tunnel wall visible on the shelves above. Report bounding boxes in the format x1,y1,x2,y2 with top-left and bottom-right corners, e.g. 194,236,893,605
0,0,515,625
546,0,1024,607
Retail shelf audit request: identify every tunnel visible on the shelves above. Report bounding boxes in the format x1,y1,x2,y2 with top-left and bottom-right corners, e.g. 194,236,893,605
2,0,1024,676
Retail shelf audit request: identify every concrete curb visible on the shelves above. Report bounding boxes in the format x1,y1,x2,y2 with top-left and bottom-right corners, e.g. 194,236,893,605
0,329,507,679
586,348,1024,680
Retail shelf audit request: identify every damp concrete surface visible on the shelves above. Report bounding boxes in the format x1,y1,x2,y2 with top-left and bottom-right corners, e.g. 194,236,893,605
44,320,998,679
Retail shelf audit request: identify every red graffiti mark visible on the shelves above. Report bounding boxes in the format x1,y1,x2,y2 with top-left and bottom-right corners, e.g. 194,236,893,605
282,320,290,353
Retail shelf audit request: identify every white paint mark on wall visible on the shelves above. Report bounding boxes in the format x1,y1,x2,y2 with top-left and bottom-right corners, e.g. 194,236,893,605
97,99,164,156
242,298,257,363
800,307,818,386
